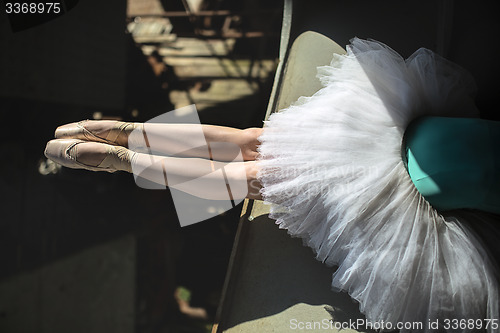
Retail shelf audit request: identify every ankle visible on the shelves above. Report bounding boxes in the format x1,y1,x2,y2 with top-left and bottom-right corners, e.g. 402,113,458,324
127,123,147,150
113,147,135,173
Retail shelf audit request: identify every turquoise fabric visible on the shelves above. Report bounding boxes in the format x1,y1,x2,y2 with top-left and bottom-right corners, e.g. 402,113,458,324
404,117,500,214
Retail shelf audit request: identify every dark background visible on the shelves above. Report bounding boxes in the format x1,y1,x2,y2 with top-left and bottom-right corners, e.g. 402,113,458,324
0,0,281,332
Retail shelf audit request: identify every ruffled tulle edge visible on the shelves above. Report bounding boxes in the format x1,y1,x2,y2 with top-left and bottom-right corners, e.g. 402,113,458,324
256,37,498,329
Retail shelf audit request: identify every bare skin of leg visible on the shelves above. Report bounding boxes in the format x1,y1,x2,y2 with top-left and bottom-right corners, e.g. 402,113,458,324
75,120,263,161
131,152,262,200
74,139,263,200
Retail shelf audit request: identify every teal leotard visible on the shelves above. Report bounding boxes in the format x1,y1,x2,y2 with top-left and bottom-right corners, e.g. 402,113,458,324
404,117,500,214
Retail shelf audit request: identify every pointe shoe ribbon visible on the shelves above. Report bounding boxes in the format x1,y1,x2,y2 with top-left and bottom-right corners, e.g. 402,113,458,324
55,120,139,146
44,139,133,173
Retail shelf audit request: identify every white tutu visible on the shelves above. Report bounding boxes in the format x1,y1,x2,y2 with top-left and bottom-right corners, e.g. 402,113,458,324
257,38,499,331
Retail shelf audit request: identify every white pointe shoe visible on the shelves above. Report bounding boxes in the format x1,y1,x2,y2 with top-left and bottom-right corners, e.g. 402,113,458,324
54,120,142,147
44,139,134,173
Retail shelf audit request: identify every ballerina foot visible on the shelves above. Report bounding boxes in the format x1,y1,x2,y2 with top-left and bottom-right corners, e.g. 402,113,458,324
44,139,135,173
55,120,142,147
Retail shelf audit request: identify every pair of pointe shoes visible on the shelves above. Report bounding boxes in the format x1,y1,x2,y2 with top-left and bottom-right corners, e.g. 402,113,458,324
44,120,138,173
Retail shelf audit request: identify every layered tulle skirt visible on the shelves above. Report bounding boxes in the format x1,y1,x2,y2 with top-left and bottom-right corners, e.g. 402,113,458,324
257,38,499,331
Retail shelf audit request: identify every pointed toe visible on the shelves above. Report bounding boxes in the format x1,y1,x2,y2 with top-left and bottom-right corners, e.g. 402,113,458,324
44,139,82,169
54,122,83,139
